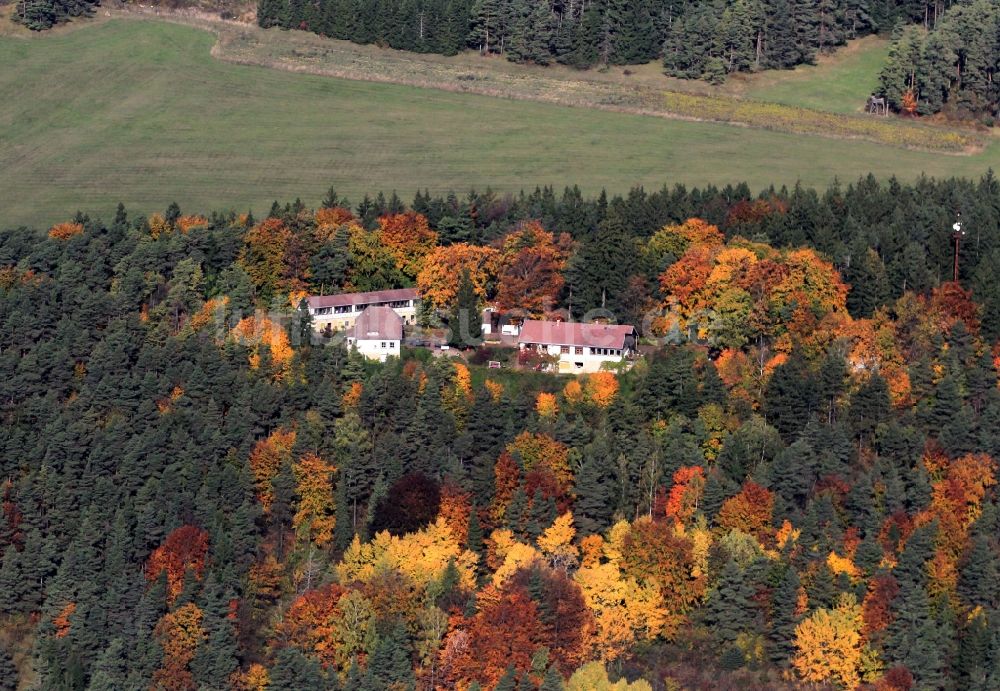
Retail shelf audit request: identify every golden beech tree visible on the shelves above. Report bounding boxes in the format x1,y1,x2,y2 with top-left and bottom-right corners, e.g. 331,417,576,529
292,453,336,546
146,526,210,603
537,512,580,570
416,243,500,310
438,481,472,547
239,218,294,295
48,222,84,240
574,561,666,662
338,518,478,592
230,316,294,377
314,205,355,229
487,528,543,586
535,392,559,418
618,518,705,636
248,428,296,512
645,218,725,263
584,372,619,408
275,582,350,668
153,602,206,691
792,594,865,689
506,432,572,493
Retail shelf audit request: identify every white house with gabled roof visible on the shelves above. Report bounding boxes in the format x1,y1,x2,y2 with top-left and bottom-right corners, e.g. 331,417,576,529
346,306,402,362
517,320,638,374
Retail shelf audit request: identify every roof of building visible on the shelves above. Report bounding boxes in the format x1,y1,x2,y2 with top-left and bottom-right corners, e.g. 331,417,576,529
352,306,403,341
308,287,418,309
518,320,636,349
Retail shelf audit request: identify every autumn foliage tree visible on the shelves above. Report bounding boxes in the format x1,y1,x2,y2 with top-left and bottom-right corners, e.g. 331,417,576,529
792,594,865,689
495,221,569,316
376,211,439,278
153,602,206,691
416,243,500,310
146,526,210,603
716,481,775,542
249,428,297,513
292,453,336,546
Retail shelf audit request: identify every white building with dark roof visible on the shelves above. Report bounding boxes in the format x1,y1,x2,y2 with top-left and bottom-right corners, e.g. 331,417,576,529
307,288,419,331
518,320,638,373
346,306,403,362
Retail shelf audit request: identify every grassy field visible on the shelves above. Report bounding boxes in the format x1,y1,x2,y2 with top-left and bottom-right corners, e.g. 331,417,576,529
2,19,1000,229
742,36,891,113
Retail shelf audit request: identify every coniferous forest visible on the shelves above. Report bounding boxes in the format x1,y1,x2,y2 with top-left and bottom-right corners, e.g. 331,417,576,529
253,0,945,75
4,175,1000,689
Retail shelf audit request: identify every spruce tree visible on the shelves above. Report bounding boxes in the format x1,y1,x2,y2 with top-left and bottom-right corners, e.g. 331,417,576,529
449,268,482,348
769,565,801,666
0,644,16,691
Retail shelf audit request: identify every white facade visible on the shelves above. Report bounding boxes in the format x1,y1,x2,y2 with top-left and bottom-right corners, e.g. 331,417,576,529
345,306,404,362
523,343,627,373
309,289,419,332
347,337,400,362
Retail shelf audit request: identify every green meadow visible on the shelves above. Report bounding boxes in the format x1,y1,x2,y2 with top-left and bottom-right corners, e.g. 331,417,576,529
2,20,999,228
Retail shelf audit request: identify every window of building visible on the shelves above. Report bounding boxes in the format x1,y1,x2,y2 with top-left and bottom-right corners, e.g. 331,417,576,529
575,347,583,355
381,342,387,348
560,345,570,354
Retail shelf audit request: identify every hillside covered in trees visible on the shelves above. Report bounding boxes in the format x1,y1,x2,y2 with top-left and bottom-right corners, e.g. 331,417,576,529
2,176,1000,689
879,0,1000,118
254,0,934,74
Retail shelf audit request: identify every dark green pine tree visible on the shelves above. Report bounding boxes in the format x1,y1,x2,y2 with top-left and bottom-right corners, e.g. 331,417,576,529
495,665,519,691
257,0,287,28
569,0,602,67
959,532,999,609
467,506,484,555
449,268,482,348
0,644,17,691
768,565,801,667
764,356,818,440
539,665,565,691
704,559,754,647
572,440,614,534
268,647,331,691
191,582,240,690
508,0,554,64
87,638,129,691
764,0,798,68
956,608,992,690
362,621,415,690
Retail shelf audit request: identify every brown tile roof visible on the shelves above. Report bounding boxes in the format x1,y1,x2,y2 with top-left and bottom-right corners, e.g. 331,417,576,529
518,320,636,349
352,306,403,341
308,288,418,309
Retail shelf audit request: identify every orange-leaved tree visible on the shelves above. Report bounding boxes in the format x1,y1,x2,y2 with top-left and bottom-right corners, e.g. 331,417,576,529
416,243,499,310
153,602,205,691
376,211,439,279
248,428,297,513
146,525,210,603
495,221,569,316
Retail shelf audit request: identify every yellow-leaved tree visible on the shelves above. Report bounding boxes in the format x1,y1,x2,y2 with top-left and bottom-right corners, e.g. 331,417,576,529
338,518,478,592
537,512,579,571
792,593,865,689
